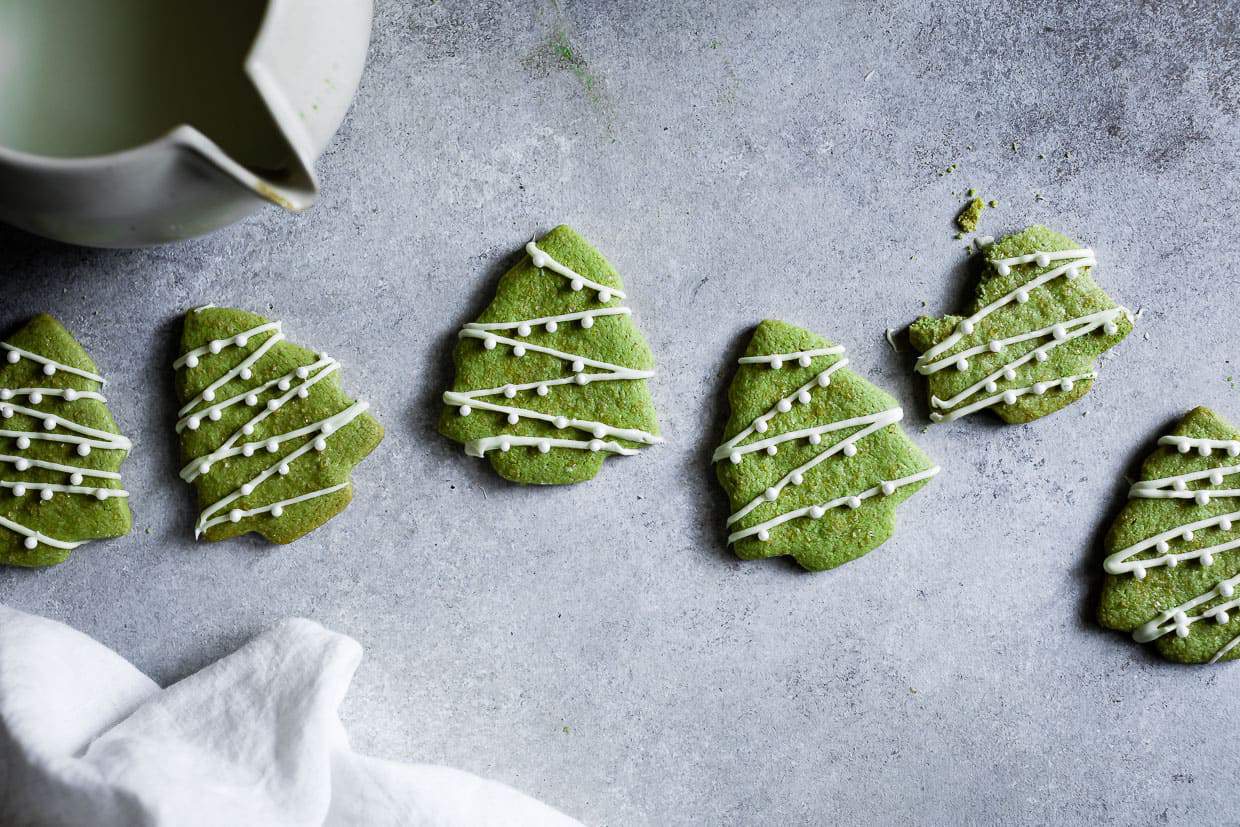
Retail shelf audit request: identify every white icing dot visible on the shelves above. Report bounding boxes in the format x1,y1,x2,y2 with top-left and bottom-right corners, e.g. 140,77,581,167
881,481,896,496
575,373,591,386
766,445,778,456
516,323,532,337
271,505,284,518
770,358,784,370
185,354,199,368
536,384,549,397
209,340,223,355
209,409,222,421
729,451,741,464
240,483,254,496
198,461,211,475
959,320,975,335
808,433,822,446
513,345,526,357
5,351,18,364
483,336,496,350
1196,491,1212,506
40,489,52,501
1173,479,1187,491
23,536,37,550
70,473,82,485
41,417,55,431
12,484,25,496
1103,321,1118,335
764,487,778,502
62,389,76,402
1167,556,1179,568
1202,552,1215,567
507,413,520,424
809,505,825,519
570,278,584,292
1052,324,1067,341
1133,565,1146,580
13,459,26,471
956,358,969,372
314,438,327,452
790,471,803,485
267,400,281,411
266,440,279,453
1216,609,1229,625
817,372,832,388
0,390,8,401
294,366,310,380
244,394,258,407
1176,440,1191,454
588,439,603,452
777,399,792,413
538,440,551,454
996,262,1012,276
321,422,335,436
1175,623,1189,639
598,289,612,303
531,252,549,268
1156,540,1170,553
554,416,568,429
843,443,858,457
0,406,10,419
1060,379,1075,392
797,390,811,404
95,489,108,501
1016,289,1030,304
499,439,511,452
984,381,998,394
1230,443,1240,457
503,384,517,398
1034,350,1049,363
240,368,253,381
203,388,216,402
457,404,472,417
1033,383,1048,396
1001,391,1018,405
278,378,291,392
1200,445,1213,457
1223,581,1237,598
229,509,243,523
1210,471,1225,485
545,320,558,333
42,364,55,377
16,436,29,450
29,392,42,404
76,444,90,457
592,425,607,438
187,417,201,431
1035,252,1050,267
278,464,290,476
1222,518,1234,532
798,355,812,367
235,335,249,347
1184,529,1196,541
1066,266,1079,280
988,340,1004,354
754,419,768,434
571,359,585,372
242,423,255,436
846,496,862,509
757,529,770,542
1002,367,1016,381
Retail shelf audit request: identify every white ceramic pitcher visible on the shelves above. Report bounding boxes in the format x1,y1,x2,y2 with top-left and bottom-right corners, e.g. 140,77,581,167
0,0,374,248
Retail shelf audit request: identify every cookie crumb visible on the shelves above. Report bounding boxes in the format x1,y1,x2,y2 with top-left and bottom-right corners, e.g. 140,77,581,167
956,197,985,232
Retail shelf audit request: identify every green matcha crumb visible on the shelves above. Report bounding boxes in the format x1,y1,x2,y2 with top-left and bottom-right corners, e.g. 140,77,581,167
954,231,964,240
988,199,999,208
955,197,985,233
1038,153,1046,160
1011,142,1019,152
562,725,571,734
967,188,977,197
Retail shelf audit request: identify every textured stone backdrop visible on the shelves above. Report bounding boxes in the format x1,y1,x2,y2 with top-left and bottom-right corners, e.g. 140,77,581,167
3,1,1238,823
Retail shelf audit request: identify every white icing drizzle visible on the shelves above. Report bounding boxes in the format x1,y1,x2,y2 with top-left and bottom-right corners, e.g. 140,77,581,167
1210,631,1240,664
525,240,626,301
192,401,369,538
172,321,283,369
457,329,653,380
928,372,1096,424
197,481,350,534
0,339,128,554
919,306,1128,376
443,392,661,445
914,249,1096,370
175,356,337,434
0,343,105,384
725,409,904,528
463,307,631,333
714,358,851,462
466,435,638,457
1132,570,1240,644
727,467,941,545
737,346,845,368
0,480,128,500
177,328,286,417
1130,463,1240,501
1159,435,1240,456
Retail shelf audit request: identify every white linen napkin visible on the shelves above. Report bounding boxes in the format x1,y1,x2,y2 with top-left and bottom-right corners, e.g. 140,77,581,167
0,606,581,827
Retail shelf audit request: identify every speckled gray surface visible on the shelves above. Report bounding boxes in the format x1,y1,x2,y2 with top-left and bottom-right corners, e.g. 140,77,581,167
2,1,1239,823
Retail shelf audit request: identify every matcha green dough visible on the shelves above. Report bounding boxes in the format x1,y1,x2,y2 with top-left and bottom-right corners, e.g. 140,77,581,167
0,315,131,567
1099,407,1240,664
956,197,985,232
909,225,1132,424
174,307,383,543
439,225,662,485
714,320,938,572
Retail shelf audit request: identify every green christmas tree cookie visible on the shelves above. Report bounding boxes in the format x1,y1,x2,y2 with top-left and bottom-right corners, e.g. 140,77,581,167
714,320,938,571
909,225,1132,424
1099,407,1240,664
439,225,662,484
174,306,383,543
0,315,131,567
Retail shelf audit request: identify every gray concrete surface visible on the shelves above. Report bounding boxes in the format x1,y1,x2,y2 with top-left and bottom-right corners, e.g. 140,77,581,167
3,1,1239,823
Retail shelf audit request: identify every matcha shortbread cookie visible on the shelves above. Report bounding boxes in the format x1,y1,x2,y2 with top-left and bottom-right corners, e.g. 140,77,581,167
1100,407,1240,664
174,306,383,543
910,226,1132,424
439,226,662,484
0,315,132,567
714,321,939,571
